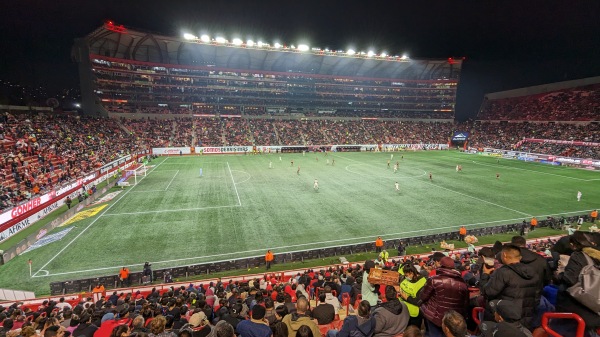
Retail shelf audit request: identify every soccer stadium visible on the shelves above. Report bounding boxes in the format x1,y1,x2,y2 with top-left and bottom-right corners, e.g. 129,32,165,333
1,18,600,337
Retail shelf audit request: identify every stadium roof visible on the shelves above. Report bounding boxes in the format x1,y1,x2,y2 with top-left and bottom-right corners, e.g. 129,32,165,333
80,22,462,81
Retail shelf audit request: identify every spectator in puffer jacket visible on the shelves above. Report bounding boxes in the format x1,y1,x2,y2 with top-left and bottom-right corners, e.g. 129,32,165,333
419,257,469,337
479,244,540,331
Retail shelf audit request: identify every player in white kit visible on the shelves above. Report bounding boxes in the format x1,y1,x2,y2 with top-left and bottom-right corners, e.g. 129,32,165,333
577,191,582,201
314,179,319,191
395,182,399,191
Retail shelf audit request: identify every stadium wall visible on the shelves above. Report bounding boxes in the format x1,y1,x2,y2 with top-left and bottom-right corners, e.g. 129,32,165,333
468,147,600,169
152,144,450,155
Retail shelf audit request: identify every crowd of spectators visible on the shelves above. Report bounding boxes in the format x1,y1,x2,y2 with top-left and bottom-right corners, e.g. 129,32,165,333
478,84,600,121
468,121,600,154
0,112,145,211
4,110,600,212
1,232,598,337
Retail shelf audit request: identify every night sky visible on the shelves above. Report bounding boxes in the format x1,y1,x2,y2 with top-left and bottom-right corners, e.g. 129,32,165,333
1,0,599,120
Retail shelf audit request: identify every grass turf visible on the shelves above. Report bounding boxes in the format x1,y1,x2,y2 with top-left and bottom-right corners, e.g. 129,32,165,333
0,150,598,295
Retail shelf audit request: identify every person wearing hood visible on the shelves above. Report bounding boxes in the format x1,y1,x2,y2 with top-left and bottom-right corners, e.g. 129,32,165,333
551,231,600,335
327,300,375,337
510,236,551,287
480,244,540,330
371,286,409,337
282,297,321,337
419,257,469,337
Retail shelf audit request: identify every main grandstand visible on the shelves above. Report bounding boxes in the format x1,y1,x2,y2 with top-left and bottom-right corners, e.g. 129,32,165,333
73,22,461,119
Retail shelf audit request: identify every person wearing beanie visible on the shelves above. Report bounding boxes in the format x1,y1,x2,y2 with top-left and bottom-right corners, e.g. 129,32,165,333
419,257,469,337
235,305,271,337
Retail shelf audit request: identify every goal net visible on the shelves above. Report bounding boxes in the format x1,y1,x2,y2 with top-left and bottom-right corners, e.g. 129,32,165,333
118,164,147,187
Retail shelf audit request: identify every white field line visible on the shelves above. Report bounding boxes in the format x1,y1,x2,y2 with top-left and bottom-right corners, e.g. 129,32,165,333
470,160,589,181
31,157,170,277
103,204,240,216
335,153,532,217
34,207,594,278
435,154,597,182
227,162,242,206
163,170,179,191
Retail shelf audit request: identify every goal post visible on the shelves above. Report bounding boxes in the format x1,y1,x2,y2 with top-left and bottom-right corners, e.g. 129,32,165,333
120,164,147,187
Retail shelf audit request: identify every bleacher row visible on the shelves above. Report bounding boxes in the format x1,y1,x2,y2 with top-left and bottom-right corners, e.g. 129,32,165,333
45,222,530,295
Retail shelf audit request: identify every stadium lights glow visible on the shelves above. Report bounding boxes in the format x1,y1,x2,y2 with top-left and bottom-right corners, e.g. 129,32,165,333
381,52,387,57
274,42,282,48
257,41,264,47
183,33,197,40
347,49,356,55
200,34,210,43
291,44,296,49
247,40,254,47
215,37,227,44
232,38,243,46
401,54,409,60
367,50,375,57
298,44,310,51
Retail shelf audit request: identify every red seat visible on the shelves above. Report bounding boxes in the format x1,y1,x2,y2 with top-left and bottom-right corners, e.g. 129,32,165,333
341,293,350,313
541,312,585,337
472,307,484,326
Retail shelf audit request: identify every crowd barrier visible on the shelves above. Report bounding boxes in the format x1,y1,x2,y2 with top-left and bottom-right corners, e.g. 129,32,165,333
45,218,575,295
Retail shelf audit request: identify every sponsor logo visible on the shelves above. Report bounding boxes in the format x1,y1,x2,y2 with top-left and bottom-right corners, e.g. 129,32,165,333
11,198,42,218
22,227,74,254
61,204,108,227
36,229,47,240
203,148,222,153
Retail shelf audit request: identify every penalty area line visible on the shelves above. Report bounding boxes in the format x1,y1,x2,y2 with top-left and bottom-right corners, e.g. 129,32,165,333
31,157,169,278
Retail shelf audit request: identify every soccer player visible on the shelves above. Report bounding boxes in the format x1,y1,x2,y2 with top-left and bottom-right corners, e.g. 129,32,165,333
387,159,390,168
456,165,459,172
577,191,582,201
332,159,335,166
291,160,294,166
326,159,330,165
391,154,394,160
429,172,432,181
279,156,282,161
496,173,500,179
395,182,399,192
313,179,319,191
297,166,300,175
393,163,398,173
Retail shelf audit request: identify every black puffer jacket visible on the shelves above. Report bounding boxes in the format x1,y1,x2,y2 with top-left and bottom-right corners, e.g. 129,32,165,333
480,262,540,330
420,268,470,327
520,247,551,286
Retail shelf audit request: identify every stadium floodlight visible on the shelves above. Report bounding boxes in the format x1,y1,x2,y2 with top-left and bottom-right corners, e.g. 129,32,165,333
401,54,409,60
183,33,197,40
380,52,387,57
200,34,210,43
232,38,243,46
297,44,310,52
274,42,281,48
291,44,296,49
215,36,227,44
247,40,255,47
347,49,356,55
367,50,375,57
257,41,264,47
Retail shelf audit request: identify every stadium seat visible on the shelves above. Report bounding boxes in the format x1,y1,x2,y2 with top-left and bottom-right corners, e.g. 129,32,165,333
542,312,586,337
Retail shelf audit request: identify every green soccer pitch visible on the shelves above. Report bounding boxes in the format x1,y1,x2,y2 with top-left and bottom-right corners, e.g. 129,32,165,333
0,150,599,294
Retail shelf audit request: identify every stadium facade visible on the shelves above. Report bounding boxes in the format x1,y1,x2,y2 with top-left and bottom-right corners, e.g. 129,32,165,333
73,22,462,119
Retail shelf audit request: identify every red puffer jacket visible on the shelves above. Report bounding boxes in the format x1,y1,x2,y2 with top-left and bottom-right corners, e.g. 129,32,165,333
419,267,470,327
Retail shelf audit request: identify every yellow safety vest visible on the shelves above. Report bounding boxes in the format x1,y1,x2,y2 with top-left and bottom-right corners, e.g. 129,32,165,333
400,277,427,317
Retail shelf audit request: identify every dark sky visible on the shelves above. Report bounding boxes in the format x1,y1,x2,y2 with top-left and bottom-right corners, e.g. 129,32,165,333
1,0,599,120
